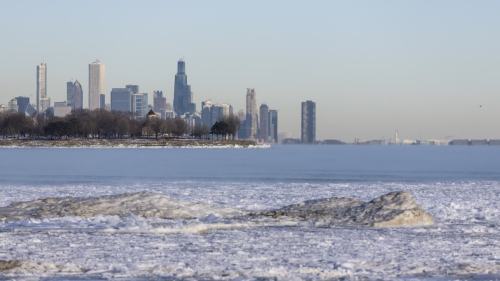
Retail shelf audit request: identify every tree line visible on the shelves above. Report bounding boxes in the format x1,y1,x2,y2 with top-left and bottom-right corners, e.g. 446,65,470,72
0,110,241,140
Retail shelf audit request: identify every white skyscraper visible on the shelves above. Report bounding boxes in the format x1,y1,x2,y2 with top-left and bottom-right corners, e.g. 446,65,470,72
89,60,105,110
36,63,47,113
245,88,258,139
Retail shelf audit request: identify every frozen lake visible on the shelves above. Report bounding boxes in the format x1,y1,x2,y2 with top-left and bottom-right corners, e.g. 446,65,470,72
0,145,499,280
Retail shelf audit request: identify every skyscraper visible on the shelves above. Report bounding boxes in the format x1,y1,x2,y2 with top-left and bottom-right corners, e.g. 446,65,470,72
245,88,258,140
36,63,48,113
66,80,83,111
153,91,167,119
201,100,231,128
110,88,132,113
259,104,269,142
100,94,106,110
301,100,316,144
89,60,105,110
132,93,148,120
173,60,195,116
268,109,278,143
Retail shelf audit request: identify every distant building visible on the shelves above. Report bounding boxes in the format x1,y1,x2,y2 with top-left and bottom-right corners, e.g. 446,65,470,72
110,88,132,113
201,100,231,128
36,63,47,113
282,138,301,145
100,94,106,110
259,104,269,142
0,104,5,113
201,100,213,127
153,91,168,119
132,93,148,119
89,60,105,110
268,109,278,143
126,84,139,94
53,101,72,117
147,109,160,119
66,80,83,110
15,97,31,114
244,88,258,140
489,140,500,145
301,100,316,144
14,97,36,117
183,112,201,131
449,139,497,146
322,139,345,145
7,98,18,112
39,97,51,113
173,60,196,116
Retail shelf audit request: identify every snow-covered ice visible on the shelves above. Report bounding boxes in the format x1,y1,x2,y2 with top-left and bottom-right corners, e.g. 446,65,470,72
0,181,498,280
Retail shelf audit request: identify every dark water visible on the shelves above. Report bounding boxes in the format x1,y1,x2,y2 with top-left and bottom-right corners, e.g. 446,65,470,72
0,145,499,184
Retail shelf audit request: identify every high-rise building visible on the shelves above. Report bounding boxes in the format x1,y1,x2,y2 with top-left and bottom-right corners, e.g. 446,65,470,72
153,91,167,119
36,63,47,113
259,104,269,142
201,100,213,127
268,109,278,143
244,88,258,139
15,97,31,114
66,80,83,111
173,60,195,116
201,100,231,128
14,96,36,117
100,94,106,110
301,100,316,144
89,60,105,110
110,88,132,113
132,93,148,119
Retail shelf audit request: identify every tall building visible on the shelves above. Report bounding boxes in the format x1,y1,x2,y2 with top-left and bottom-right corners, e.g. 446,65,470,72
110,88,132,113
14,96,36,117
259,104,269,142
89,60,105,110
132,93,148,119
36,63,47,113
201,100,231,128
100,94,106,110
173,60,195,116
301,100,316,144
268,109,278,143
66,80,83,111
153,91,167,119
244,88,258,139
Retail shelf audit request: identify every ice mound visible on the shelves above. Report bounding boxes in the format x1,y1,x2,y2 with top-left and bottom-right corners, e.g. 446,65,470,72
256,191,434,227
0,192,239,221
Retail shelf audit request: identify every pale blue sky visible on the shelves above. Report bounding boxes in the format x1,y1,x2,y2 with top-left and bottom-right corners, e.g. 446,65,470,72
1,0,499,140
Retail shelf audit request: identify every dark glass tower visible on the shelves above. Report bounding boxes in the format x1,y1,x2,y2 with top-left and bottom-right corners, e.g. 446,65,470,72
173,60,195,116
301,100,316,144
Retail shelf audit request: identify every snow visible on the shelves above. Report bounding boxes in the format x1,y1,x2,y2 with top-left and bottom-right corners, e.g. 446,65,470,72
0,181,499,280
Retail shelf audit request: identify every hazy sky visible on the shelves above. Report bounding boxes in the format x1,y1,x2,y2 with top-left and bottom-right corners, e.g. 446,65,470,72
1,0,499,141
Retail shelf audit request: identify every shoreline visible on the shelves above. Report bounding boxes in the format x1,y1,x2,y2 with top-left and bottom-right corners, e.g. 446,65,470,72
0,139,268,149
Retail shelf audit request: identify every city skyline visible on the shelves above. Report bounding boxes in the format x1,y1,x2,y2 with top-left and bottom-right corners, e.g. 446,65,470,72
1,1,500,140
